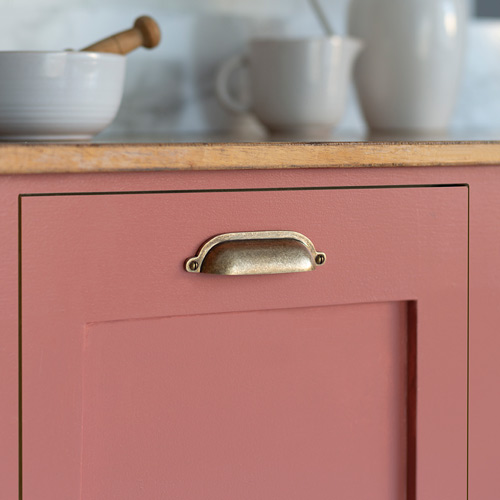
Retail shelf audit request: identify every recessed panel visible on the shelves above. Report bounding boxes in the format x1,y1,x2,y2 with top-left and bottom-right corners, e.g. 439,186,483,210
82,302,408,500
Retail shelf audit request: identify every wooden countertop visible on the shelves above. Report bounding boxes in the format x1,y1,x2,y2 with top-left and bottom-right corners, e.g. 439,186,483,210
1,131,500,174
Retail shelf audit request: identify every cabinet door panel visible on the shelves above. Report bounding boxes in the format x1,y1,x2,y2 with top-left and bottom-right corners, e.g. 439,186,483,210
21,186,468,500
82,303,407,500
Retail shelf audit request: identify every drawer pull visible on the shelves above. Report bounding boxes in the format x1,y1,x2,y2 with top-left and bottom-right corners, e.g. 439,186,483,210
185,231,326,275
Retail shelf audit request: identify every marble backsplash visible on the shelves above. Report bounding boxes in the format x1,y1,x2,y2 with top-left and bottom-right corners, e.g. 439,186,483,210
0,0,499,138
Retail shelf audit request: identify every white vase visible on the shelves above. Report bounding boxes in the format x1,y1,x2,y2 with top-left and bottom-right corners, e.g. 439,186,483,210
348,0,467,132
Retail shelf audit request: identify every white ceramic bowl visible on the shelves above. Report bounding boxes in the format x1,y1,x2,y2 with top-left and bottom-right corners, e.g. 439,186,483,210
0,51,126,141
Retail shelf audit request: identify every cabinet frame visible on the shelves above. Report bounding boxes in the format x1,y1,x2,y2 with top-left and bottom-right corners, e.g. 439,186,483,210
18,183,469,500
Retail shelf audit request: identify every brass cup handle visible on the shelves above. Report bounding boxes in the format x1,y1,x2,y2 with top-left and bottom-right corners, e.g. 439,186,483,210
185,231,326,276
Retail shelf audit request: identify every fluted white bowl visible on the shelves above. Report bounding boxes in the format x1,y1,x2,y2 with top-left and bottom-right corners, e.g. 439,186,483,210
0,51,126,141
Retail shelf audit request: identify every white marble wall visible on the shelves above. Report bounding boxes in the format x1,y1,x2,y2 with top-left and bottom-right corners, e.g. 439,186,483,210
0,0,499,137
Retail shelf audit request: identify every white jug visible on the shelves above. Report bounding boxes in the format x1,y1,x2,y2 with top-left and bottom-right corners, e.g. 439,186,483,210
349,0,467,132
216,36,363,136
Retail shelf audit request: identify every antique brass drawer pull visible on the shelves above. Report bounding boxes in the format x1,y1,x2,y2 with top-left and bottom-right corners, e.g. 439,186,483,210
185,231,326,275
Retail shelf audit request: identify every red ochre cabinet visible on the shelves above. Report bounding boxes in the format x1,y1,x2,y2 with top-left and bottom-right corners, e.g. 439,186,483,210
1,160,499,500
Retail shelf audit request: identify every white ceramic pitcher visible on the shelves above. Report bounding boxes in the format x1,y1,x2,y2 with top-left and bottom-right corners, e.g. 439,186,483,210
349,0,467,132
216,36,363,136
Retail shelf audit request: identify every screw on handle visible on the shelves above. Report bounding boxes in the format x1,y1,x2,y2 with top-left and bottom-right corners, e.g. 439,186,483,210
81,15,161,55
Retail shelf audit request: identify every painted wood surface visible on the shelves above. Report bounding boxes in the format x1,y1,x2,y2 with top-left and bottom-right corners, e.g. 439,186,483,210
0,163,498,499
1,140,500,174
83,303,408,500
19,187,467,499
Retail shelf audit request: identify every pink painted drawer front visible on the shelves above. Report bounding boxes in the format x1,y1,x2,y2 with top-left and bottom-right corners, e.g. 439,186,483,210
20,186,468,500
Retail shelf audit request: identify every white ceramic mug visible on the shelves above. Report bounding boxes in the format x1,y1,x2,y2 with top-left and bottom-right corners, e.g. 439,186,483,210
216,37,363,136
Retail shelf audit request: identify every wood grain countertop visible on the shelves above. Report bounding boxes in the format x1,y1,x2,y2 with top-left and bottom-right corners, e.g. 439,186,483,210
1,131,500,174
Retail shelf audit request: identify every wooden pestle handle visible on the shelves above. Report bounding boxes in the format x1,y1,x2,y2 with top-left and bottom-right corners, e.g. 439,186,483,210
82,16,161,55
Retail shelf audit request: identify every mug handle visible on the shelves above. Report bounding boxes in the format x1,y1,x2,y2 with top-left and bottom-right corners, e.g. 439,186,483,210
215,54,251,114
